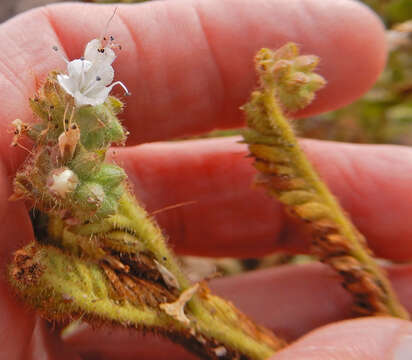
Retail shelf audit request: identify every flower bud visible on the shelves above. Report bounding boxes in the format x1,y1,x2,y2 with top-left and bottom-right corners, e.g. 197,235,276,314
76,104,126,150
47,167,79,199
271,60,292,83
75,182,105,212
69,150,105,179
306,73,327,92
272,42,298,61
294,55,319,72
93,164,126,189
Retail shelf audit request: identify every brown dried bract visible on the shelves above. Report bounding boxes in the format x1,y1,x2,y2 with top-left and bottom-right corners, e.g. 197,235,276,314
101,250,177,308
250,143,402,317
11,246,44,286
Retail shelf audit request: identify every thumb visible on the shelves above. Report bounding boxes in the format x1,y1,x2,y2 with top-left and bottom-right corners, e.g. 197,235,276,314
270,317,412,360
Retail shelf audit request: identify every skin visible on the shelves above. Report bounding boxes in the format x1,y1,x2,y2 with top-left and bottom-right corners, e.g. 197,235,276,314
1,0,412,359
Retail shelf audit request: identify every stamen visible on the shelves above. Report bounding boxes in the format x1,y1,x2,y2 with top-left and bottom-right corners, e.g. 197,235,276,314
62,103,70,132
107,35,122,51
99,7,118,45
110,81,131,96
108,43,122,51
68,106,75,128
52,45,69,63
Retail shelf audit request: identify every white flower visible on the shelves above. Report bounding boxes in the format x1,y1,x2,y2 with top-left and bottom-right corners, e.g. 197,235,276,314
56,39,129,107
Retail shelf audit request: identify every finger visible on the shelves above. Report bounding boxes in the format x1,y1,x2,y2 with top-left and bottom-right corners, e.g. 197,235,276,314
209,263,412,341
0,0,385,167
270,317,412,360
0,161,36,359
62,263,412,359
112,137,412,260
46,0,386,143
0,280,35,360
27,318,83,360
62,322,198,360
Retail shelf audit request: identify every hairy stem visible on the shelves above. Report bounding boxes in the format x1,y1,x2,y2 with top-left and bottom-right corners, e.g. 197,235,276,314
9,67,285,359
242,44,409,319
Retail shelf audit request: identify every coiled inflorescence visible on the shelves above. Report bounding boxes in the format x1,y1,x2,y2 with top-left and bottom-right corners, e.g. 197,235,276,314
242,43,409,319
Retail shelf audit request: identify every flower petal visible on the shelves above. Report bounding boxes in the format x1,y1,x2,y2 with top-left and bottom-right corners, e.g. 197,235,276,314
83,62,114,89
67,59,93,89
73,86,110,107
84,39,116,66
83,85,112,101
95,63,114,86
68,59,93,78
57,74,76,97
58,38,124,107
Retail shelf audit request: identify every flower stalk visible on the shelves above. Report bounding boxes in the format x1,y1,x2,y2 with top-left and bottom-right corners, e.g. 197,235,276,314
242,43,409,319
8,39,285,359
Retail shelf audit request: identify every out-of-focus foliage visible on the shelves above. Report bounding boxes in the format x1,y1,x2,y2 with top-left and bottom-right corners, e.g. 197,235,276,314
363,0,412,26
298,1,412,146
299,20,412,145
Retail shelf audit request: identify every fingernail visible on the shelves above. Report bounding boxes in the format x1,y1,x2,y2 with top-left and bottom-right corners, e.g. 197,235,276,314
394,335,412,360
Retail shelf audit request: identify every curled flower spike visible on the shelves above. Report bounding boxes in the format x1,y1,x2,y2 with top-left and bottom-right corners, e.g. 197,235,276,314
56,39,130,107
10,36,289,360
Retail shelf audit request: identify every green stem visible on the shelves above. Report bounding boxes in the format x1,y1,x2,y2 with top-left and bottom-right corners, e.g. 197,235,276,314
242,44,409,319
116,192,191,290
265,90,408,318
116,191,281,358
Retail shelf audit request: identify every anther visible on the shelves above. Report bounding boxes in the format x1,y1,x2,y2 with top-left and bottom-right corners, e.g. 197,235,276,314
96,76,102,81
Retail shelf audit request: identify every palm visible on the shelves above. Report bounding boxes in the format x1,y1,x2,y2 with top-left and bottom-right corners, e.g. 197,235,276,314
1,1,412,359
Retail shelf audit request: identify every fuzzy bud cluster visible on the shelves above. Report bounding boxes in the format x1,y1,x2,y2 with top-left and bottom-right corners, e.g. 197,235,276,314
12,68,127,223
256,43,326,112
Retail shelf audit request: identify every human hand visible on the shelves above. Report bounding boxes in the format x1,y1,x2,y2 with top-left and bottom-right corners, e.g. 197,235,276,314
1,0,411,359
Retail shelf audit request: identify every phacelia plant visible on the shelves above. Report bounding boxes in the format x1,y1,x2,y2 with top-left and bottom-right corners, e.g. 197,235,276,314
8,15,407,358
242,43,408,319
8,33,285,360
